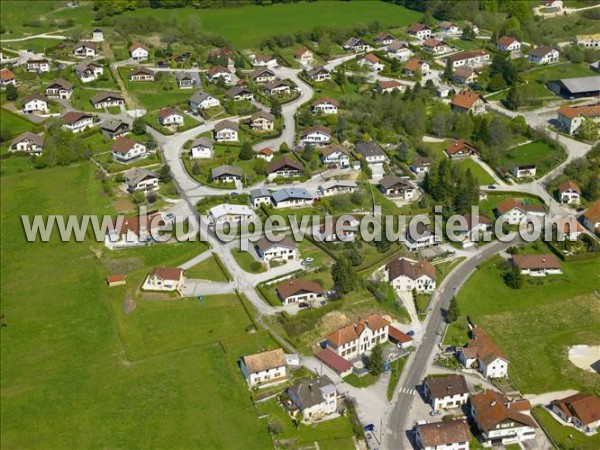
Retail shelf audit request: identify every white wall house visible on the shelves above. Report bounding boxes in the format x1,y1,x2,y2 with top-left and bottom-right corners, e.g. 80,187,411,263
556,104,600,135
190,137,213,159
558,181,581,205
129,43,149,61
386,258,437,293
324,314,389,359
10,132,44,155
214,120,239,142
276,279,325,305
240,349,287,389
75,62,103,83
207,204,257,227
312,98,338,115
256,236,299,262
62,111,94,133
112,137,147,163
550,393,600,434
300,126,331,145
189,91,221,111
124,167,159,192
22,95,48,114
423,375,470,411
287,376,337,423
457,327,509,379
159,108,184,127
142,267,185,293
528,46,559,64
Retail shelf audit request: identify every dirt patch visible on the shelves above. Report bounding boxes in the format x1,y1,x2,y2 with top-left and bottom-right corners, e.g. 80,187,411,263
103,256,144,274
112,198,135,213
123,291,136,314
568,345,600,373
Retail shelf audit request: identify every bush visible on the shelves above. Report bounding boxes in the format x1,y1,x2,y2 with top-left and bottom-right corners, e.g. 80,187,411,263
250,261,263,272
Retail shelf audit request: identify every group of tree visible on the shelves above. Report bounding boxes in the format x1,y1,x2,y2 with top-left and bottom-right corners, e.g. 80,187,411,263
423,158,479,216
553,143,599,202
331,259,358,294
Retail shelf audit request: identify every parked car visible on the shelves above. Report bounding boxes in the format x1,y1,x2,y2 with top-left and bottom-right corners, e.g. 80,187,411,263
407,330,415,337
429,410,441,416
298,302,309,308
164,213,175,222
488,185,496,190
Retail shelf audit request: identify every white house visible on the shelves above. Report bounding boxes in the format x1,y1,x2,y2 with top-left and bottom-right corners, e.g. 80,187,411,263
0,68,16,87
142,267,185,293
104,212,163,249
207,204,257,227
423,374,470,411
454,214,493,247
250,53,278,67
112,137,147,163
287,376,337,423
575,33,600,48
378,79,406,94
358,53,384,71
249,188,272,208
22,94,48,114
158,107,184,127
72,41,97,58
511,254,562,277
129,42,149,61
306,66,331,82
9,132,44,155
250,110,275,131
582,201,600,234
312,97,339,115
556,104,600,135
324,314,389,359
386,258,436,293
415,420,471,450
206,65,231,84
294,46,314,66
313,216,359,243
276,279,325,305
256,147,274,162
318,180,357,197
214,120,239,142
91,28,104,42
379,175,417,200
550,393,600,434
240,348,287,389
557,180,581,205
457,327,509,379
264,78,291,96
300,125,331,145
447,50,490,69
438,21,461,34
470,390,537,447
255,236,299,262
190,137,213,159
320,145,351,168
124,167,159,192
374,32,396,46
211,164,243,183
251,68,277,83
405,222,441,252
422,38,449,55
271,187,313,208
496,36,521,53
189,91,220,111
511,164,537,179
226,85,254,101
342,37,369,52
26,59,50,73
45,79,73,100
387,40,412,61
175,72,196,89
75,61,103,83
90,91,125,109
542,0,563,11
404,58,430,77
356,141,388,165
61,111,94,133
407,23,432,40
130,68,155,82
528,46,559,65
495,198,545,225
267,157,304,179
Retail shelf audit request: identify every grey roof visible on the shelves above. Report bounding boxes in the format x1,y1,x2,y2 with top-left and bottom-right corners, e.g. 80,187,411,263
557,76,600,94
191,137,212,149
101,119,130,132
256,236,297,251
250,68,275,79
288,376,335,410
250,188,271,201
75,60,101,72
272,187,312,203
90,91,124,105
379,175,412,190
125,167,158,186
226,85,252,98
211,164,243,179
265,78,289,91
11,131,44,147
528,45,555,58
356,141,385,158
189,91,214,104
319,180,357,191
47,78,73,91
251,110,275,122
214,120,239,132
131,67,154,76
176,72,194,82
307,66,330,78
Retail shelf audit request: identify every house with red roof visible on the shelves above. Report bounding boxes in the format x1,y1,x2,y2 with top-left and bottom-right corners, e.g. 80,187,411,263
142,267,185,293
550,393,600,434
556,103,600,135
129,42,149,61
324,314,389,359
358,53,384,71
294,46,314,66
496,36,521,53
386,257,436,293
557,180,581,205
451,90,487,115
457,327,509,378
445,139,477,159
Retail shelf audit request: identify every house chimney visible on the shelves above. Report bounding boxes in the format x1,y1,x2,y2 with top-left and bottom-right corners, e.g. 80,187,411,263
308,383,313,391
447,384,452,391
490,401,496,407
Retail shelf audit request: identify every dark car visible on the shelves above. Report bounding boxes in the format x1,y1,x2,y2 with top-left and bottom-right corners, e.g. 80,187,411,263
407,330,415,337
488,185,497,190
298,302,309,308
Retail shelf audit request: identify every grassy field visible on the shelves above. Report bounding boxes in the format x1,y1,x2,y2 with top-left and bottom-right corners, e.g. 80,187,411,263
457,254,600,393
455,159,495,186
232,248,265,273
0,163,276,448
119,2,422,48
533,406,600,450
0,108,39,137
185,254,231,281
494,141,566,178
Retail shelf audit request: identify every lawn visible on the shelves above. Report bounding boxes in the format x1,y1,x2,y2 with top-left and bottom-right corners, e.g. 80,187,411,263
185,253,231,281
533,406,600,450
117,2,422,48
442,317,472,347
457,253,600,394
232,248,265,273
455,159,495,186
0,108,39,138
343,373,380,388
494,141,566,179
0,163,274,448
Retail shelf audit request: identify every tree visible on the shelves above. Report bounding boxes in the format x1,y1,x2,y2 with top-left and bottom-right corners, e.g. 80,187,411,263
488,73,507,91
397,142,409,162
331,259,357,294
577,118,599,142
146,134,157,150
239,142,254,160
301,143,314,161
192,161,201,175
390,57,400,73
348,248,363,266
159,164,172,183
446,296,459,323
504,265,523,289
270,98,282,117
461,26,475,41
350,189,364,206
368,344,384,375
443,58,453,82
5,84,17,101
132,117,146,135
279,141,290,153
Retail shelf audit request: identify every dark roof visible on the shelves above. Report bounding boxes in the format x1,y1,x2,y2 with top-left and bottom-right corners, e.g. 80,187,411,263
211,164,243,179
256,236,297,252
10,131,44,147
356,141,385,158
379,175,412,191
288,376,335,410
276,279,324,299
315,348,352,374
267,157,304,174
416,421,470,447
385,258,436,282
424,374,469,399
214,119,239,132
251,110,275,122
62,111,93,124
90,91,124,105
112,137,139,154
528,45,556,58
46,78,73,91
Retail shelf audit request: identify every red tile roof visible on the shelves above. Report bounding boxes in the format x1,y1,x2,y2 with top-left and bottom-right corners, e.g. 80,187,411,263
315,347,353,374
471,390,536,433
159,107,181,120
416,420,470,447
386,258,436,282
106,274,126,284
448,49,489,63
445,139,477,156
512,254,561,271
551,393,600,426
404,58,425,72
111,136,137,154
583,200,600,224
557,104,600,120
378,80,403,90
151,267,183,281
1,68,16,80
325,314,389,347
496,198,544,215
497,36,517,47
276,279,324,300
388,326,412,344
451,90,485,110
462,327,507,365
129,42,147,52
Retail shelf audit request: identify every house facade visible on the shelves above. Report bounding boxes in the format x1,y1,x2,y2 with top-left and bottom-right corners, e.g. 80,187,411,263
287,376,337,423
496,36,521,53
300,125,331,145
379,175,417,200
189,91,220,111
241,348,287,389
407,23,432,40
250,111,275,131
75,61,103,83
447,50,490,69
62,111,94,133
112,137,147,162
271,187,313,208
320,145,350,168
557,180,581,204
73,41,97,57
22,94,48,114
356,141,388,165
550,393,600,434
324,314,389,359
318,180,357,197
457,327,509,379
423,374,470,411
45,79,73,99
26,59,51,73
267,158,304,179
386,258,437,293
312,97,338,115
142,267,185,293
190,137,213,159
10,132,44,155
159,108,184,127
528,46,559,64
129,42,149,61
256,236,299,261
511,254,562,277
556,104,600,135
214,120,239,141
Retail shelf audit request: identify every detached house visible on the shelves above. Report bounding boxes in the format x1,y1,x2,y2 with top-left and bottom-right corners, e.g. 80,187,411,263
455,214,493,246
386,258,436,293
250,53,278,67
575,33,600,48
158,107,184,127
226,85,253,101
447,50,490,69
240,348,287,389
45,79,73,99
112,137,147,163
26,59,50,73
374,32,396,46
423,374,470,411
356,141,388,165
91,28,104,42
320,144,351,168
550,393,600,434
255,236,299,262
251,68,276,83
130,68,155,82
405,222,441,252
276,279,325,305
256,147,274,162
387,40,412,61
438,21,461,34
422,38,449,55
294,46,314,65
267,157,304,179
470,390,537,447
10,132,44,155
407,23,431,40
300,125,331,145
90,91,125,109
318,180,357,196
343,37,368,53
214,120,239,142
496,36,521,53
250,110,275,131
451,90,487,115
129,42,149,61
410,156,433,175
358,53,384,71
101,119,130,139
453,67,477,86
458,327,509,379
404,58,430,77
528,46,559,65
556,103,600,135
271,187,313,208
445,139,477,159
124,167,159,192
313,216,359,243
75,61,103,83
511,254,562,276
511,164,537,179
379,175,416,200
211,164,243,183
415,420,471,450
104,212,164,249
0,68,16,87
287,376,337,423
189,91,220,111
557,180,581,204
495,198,545,225
175,72,195,89
62,111,94,133
206,65,231,84
22,94,48,114
264,78,291,96
582,200,600,234
306,66,331,82
312,97,338,115
324,314,390,359
377,79,405,94
190,137,213,159
72,41,97,57
249,188,272,208
142,267,185,293
207,204,256,227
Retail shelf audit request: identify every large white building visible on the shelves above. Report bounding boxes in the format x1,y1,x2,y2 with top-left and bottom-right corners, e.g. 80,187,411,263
287,376,337,423
324,314,389,360
255,236,299,262
423,374,470,412
240,348,288,389
385,258,437,293
207,204,256,227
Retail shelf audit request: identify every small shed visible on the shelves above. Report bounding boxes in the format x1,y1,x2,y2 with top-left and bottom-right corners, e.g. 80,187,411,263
106,274,127,287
